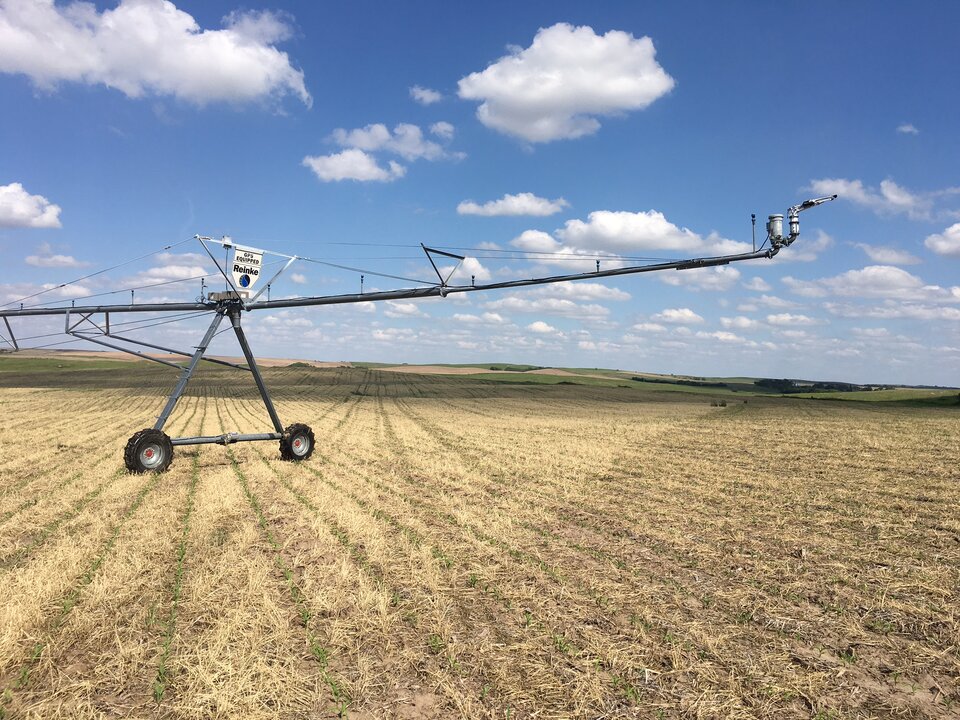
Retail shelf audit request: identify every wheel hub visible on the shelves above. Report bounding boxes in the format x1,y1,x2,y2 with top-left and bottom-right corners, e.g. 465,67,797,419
291,434,310,456
140,443,163,468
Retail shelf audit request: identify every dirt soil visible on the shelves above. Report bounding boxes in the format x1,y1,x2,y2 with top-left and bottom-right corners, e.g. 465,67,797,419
0,365,956,718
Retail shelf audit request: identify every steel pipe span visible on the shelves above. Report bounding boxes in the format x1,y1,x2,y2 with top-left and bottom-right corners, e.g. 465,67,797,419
0,247,775,318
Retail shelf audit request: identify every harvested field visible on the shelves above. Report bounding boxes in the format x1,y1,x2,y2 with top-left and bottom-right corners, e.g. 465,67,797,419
0,361,957,719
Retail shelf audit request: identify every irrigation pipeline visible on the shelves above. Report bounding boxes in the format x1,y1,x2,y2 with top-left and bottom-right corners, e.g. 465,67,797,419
0,246,776,319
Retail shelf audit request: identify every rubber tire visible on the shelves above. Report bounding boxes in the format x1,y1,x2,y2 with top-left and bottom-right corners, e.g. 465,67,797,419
124,428,174,474
280,423,315,462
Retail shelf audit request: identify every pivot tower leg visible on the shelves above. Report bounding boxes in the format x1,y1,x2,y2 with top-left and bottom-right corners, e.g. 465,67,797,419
228,309,284,434
154,309,226,431
227,309,314,463
124,306,315,472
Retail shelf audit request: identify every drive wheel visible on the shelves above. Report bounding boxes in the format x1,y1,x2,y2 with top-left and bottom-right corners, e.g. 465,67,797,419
124,428,174,473
280,423,315,462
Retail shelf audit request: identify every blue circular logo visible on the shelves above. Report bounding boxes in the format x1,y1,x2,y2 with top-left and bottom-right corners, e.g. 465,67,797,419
239,274,250,288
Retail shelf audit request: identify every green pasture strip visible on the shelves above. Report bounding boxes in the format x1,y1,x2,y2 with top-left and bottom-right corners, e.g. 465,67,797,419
0,356,140,373
558,367,632,377
792,388,960,405
465,372,767,396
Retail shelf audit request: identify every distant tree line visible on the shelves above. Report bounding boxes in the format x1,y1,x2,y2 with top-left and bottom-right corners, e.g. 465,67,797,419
754,378,870,393
632,376,727,388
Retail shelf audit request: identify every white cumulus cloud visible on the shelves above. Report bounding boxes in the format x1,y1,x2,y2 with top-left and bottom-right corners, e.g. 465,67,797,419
720,316,759,330
0,0,310,106
660,266,741,291
924,223,960,257
332,122,449,161
0,182,62,228
453,312,507,325
527,320,558,334
742,277,771,292
754,294,799,309
484,294,609,320
308,122,462,182
410,85,442,105
808,178,940,220
540,282,630,301
630,322,666,333
441,257,492,283
825,302,960,322
651,308,704,324
429,121,454,140
784,265,959,302
385,300,426,318
766,313,818,326
302,149,406,183
770,229,833,264
557,210,751,256
458,192,568,217
695,330,746,344
896,123,919,135
509,209,751,272
130,263,208,284
25,242,87,267
854,243,920,265
457,23,674,142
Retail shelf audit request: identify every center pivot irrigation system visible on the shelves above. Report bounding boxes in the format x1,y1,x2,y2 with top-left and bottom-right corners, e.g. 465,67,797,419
0,196,835,473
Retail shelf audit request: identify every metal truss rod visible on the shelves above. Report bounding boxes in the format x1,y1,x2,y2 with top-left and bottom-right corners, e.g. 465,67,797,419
0,301,211,319
74,333,185,370
102,333,249,370
228,310,285,434
154,310,227,431
171,432,282,446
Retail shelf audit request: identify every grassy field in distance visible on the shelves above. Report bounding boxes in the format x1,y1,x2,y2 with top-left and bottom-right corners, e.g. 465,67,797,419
0,358,957,718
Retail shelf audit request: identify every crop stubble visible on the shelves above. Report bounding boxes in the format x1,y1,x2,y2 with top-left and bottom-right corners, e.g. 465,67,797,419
0,365,956,719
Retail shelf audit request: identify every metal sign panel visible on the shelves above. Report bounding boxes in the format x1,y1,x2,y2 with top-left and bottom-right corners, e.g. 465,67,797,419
231,244,264,290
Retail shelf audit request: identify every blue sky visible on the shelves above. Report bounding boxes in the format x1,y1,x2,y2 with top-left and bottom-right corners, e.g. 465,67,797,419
1,0,959,385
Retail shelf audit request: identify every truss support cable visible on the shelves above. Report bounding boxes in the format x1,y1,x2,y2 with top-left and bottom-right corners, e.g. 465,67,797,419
1,317,16,350
421,244,465,288
1,237,194,309
297,256,434,286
